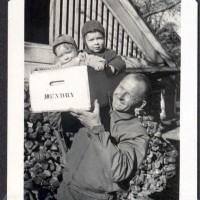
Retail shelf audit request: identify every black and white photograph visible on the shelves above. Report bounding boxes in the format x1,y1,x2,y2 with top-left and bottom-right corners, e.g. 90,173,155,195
7,0,198,200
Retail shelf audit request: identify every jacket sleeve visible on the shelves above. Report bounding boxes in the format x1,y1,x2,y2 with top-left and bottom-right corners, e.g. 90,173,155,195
79,52,107,68
105,50,126,74
48,112,63,132
90,126,149,183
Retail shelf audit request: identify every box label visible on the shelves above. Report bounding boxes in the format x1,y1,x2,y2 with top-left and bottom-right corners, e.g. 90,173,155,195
29,65,91,112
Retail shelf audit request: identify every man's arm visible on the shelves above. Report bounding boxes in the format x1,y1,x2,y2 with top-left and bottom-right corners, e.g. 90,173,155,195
69,100,149,183
91,127,149,182
48,112,62,132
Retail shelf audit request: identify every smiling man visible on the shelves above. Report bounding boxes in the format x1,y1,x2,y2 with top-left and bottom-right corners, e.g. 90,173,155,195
57,73,152,200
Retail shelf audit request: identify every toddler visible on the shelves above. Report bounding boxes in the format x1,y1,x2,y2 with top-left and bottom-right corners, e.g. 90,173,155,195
82,20,126,75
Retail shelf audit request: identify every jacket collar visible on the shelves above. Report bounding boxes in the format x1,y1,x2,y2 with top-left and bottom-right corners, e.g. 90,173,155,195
110,110,135,123
84,47,107,55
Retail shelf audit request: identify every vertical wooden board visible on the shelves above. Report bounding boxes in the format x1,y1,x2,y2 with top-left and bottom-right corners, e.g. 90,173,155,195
117,25,123,55
137,49,142,59
61,0,67,34
102,5,107,36
91,0,97,20
123,32,128,57
49,0,55,45
136,47,140,58
126,36,129,57
74,0,80,47
97,0,102,23
141,51,145,60
68,0,74,36
79,0,85,50
106,11,112,49
86,0,91,21
132,42,137,57
112,19,118,52
55,0,61,39
128,38,132,57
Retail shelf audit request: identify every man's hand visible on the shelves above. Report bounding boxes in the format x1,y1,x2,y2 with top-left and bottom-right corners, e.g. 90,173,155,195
69,100,101,130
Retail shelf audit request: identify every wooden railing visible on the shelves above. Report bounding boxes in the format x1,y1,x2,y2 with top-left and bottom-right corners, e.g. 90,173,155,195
49,0,176,67
50,0,147,59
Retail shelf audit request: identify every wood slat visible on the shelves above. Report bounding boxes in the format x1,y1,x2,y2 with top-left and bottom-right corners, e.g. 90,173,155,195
61,0,67,34
117,25,123,55
115,22,120,54
128,38,132,57
102,3,107,33
79,0,85,49
97,0,102,22
123,32,128,56
92,0,97,20
86,0,91,21
112,17,117,51
132,42,137,57
106,11,112,49
49,0,55,45
68,0,74,36
74,0,80,47
55,0,61,38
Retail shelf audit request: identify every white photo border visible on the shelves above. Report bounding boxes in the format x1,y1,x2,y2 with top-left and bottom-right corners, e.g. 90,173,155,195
7,0,198,199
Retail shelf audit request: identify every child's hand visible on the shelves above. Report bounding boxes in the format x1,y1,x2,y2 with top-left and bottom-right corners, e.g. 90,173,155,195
78,52,87,64
62,57,80,67
94,62,105,71
55,61,62,68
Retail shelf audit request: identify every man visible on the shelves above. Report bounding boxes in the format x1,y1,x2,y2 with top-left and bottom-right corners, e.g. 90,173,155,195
57,73,152,200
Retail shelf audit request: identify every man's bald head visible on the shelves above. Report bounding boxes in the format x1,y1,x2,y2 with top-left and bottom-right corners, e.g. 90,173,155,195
123,73,152,100
112,73,152,113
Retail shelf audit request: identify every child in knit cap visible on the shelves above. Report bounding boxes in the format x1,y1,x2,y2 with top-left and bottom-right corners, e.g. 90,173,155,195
53,34,107,71
82,20,126,75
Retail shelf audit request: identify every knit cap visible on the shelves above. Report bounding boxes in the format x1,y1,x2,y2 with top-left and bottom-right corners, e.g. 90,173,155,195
53,34,78,54
82,20,105,37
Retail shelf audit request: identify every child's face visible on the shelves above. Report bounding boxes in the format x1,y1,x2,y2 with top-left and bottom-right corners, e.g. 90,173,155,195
85,31,105,53
55,43,78,64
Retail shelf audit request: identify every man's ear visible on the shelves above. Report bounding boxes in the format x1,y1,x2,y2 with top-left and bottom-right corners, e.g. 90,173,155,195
140,100,147,109
134,100,146,116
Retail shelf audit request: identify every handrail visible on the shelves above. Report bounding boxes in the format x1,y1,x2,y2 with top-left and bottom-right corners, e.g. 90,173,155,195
104,0,176,67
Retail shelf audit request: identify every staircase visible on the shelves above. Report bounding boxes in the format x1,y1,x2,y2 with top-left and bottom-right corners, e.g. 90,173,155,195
49,0,176,68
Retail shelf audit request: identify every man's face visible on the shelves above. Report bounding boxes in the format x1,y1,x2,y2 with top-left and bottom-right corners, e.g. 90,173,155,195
85,31,105,53
112,77,146,113
55,43,77,64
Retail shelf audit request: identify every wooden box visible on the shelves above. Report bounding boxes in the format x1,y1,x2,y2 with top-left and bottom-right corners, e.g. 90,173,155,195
29,65,125,112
